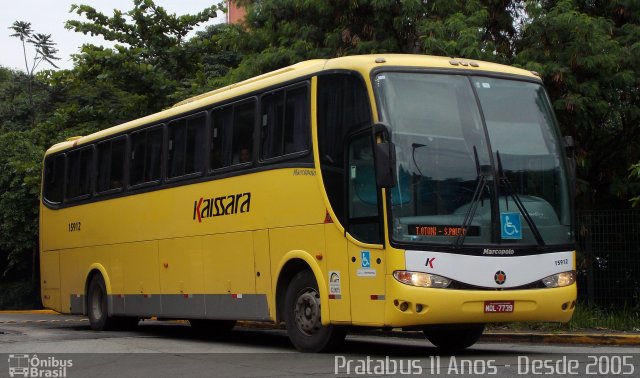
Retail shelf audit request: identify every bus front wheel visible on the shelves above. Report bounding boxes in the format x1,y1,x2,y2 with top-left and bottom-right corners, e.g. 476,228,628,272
87,274,113,331
423,324,485,351
284,270,346,352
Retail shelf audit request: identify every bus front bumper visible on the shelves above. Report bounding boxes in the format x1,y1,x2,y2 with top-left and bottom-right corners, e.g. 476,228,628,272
384,275,577,327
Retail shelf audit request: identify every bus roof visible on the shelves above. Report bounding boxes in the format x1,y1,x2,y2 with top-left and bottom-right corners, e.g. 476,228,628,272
44,54,539,156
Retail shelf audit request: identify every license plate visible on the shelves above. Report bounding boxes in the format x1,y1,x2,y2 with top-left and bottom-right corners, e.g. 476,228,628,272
484,301,514,313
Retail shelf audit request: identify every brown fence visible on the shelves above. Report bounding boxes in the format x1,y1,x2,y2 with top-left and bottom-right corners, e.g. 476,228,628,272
576,210,640,309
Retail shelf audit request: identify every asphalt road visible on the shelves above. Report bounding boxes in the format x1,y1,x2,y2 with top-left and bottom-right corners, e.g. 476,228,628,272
1,312,638,377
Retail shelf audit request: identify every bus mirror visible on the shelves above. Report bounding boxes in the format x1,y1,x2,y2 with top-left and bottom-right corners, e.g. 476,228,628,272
372,122,397,188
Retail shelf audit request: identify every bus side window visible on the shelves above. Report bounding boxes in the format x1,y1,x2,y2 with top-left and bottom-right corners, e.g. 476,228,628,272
261,91,285,159
130,126,163,186
211,106,232,170
168,113,205,179
44,154,65,204
261,85,309,160
96,137,126,193
66,147,93,200
232,101,255,165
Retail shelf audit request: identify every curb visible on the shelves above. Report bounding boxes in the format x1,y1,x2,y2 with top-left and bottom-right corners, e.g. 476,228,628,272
481,332,640,346
0,309,58,315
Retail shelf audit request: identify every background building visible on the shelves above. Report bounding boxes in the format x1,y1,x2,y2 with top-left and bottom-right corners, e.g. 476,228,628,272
227,0,246,24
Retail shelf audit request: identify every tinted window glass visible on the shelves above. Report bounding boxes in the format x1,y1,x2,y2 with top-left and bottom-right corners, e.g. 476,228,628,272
232,101,255,165
210,101,256,169
168,114,205,178
66,147,93,199
96,138,126,193
348,132,382,244
44,154,65,203
261,85,309,159
130,126,163,186
211,106,232,170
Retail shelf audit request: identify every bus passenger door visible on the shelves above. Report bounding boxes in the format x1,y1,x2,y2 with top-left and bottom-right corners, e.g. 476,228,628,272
346,132,386,325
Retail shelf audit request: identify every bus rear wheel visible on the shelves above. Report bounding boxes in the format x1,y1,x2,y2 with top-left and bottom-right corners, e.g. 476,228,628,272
284,270,346,352
87,274,114,331
423,324,485,351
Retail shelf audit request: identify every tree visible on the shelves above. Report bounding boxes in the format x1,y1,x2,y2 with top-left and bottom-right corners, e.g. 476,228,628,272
42,0,231,137
227,0,522,81
515,0,640,209
67,0,219,61
8,21,60,127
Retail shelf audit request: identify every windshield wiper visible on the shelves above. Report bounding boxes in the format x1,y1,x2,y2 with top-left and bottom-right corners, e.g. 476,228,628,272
453,146,489,248
496,151,546,247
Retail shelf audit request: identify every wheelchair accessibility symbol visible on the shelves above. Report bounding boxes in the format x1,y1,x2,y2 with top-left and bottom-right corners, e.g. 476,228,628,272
361,251,371,268
500,212,522,240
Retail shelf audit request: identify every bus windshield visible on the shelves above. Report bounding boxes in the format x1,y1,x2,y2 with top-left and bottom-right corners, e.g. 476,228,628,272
375,72,572,247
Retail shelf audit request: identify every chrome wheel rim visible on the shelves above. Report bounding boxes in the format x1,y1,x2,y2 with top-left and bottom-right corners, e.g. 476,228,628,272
294,287,321,336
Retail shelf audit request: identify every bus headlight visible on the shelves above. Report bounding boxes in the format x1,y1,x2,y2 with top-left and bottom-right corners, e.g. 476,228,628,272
542,271,577,288
393,271,452,288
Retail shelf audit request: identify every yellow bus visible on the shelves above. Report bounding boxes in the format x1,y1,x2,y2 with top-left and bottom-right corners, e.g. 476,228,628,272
40,54,577,352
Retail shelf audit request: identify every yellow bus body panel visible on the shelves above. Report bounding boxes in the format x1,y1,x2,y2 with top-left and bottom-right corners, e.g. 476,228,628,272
385,280,577,326
40,250,60,311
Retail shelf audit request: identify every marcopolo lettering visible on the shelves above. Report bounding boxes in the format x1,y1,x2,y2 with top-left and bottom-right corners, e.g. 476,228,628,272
193,192,251,222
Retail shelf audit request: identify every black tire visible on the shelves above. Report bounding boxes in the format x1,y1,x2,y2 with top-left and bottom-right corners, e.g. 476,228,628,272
189,319,236,337
284,270,346,352
87,274,114,331
423,324,485,351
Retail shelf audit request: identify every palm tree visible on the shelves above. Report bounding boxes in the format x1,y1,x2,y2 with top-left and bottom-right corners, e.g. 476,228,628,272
8,21,60,126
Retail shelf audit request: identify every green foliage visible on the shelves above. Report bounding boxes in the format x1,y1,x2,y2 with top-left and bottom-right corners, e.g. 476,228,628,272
228,0,521,81
0,130,43,279
64,0,227,118
9,21,60,72
516,0,640,209
0,280,41,310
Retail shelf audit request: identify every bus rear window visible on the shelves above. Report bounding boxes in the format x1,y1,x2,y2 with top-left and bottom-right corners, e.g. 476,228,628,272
43,154,65,204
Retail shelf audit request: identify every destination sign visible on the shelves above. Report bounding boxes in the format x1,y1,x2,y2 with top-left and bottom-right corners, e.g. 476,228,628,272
408,225,480,237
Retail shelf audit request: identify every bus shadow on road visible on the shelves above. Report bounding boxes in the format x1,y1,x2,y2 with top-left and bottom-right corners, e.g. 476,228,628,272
61,319,527,356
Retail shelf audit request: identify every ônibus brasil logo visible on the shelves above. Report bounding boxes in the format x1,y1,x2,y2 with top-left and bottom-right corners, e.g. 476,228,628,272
193,192,251,223
8,354,73,377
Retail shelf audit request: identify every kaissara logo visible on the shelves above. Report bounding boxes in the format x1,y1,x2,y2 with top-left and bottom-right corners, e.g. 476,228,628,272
193,192,251,223
494,271,507,285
